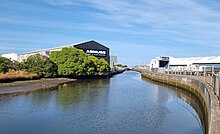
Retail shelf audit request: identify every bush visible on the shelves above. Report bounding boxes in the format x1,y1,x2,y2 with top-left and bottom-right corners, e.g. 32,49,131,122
50,47,110,76
0,57,13,73
88,56,110,75
0,70,38,82
24,54,58,77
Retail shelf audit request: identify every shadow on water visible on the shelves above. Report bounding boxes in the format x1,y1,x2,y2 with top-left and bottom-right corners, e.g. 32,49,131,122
141,76,207,134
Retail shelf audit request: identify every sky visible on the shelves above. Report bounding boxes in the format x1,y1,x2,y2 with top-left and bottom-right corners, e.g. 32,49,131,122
1,0,220,66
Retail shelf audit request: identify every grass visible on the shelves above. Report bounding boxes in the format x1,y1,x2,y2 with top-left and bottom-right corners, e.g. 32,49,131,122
0,70,38,82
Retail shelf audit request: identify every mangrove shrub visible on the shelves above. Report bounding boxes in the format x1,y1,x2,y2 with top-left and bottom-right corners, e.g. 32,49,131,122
0,57,13,73
24,54,58,77
50,47,110,76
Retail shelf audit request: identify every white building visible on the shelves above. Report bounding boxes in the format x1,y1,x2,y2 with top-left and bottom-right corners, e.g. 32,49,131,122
149,56,170,71
2,40,111,65
110,56,118,68
150,56,220,73
17,43,75,62
169,56,220,72
1,53,18,61
138,64,150,70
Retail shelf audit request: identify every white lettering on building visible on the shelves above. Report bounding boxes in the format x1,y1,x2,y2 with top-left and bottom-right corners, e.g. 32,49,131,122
86,50,106,55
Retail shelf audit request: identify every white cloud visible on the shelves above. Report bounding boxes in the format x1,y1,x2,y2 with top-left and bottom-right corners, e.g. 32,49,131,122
4,0,220,48
44,0,77,6
2,0,220,63
81,0,220,47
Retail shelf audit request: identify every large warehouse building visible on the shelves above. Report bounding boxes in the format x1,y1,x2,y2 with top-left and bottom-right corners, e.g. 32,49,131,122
74,41,109,63
1,40,110,64
150,56,220,74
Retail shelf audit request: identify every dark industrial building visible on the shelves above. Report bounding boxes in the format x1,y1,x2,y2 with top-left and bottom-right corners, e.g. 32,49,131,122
74,40,110,63
17,40,110,63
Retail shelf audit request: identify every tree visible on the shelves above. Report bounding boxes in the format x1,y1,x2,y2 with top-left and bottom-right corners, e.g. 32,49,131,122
0,57,13,73
88,56,110,75
115,64,123,67
96,58,110,74
24,54,58,77
115,64,128,68
10,61,25,71
50,47,96,76
50,47,110,76
82,57,96,75
50,48,84,76
122,65,128,68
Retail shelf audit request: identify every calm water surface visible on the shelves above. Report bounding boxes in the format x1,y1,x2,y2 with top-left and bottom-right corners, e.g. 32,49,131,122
0,71,203,134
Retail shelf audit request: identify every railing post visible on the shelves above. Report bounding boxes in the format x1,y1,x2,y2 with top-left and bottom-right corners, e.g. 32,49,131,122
218,76,220,103
212,66,214,77
213,75,216,95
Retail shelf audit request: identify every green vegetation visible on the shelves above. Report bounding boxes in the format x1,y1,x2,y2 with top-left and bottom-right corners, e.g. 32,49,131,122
0,57,13,73
50,47,110,76
114,64,128,68
1,47,110,81
24,54,58,77
0,57,38,82
90,56,110,74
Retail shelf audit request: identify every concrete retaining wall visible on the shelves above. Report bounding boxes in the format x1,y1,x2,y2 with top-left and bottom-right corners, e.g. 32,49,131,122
137,70,220,134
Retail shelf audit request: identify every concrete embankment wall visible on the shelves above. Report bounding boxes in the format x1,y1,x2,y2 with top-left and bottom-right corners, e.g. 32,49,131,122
136,70,220,134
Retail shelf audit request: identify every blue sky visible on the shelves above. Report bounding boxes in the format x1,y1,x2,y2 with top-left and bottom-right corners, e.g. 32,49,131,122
1,0,220,65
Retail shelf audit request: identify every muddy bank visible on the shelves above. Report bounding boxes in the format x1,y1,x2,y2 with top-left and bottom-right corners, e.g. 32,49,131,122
0,71,126,96
0,78,76,96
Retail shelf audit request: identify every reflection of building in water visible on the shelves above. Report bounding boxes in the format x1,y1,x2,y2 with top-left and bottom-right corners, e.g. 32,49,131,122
141,76,206,133
153,84,174,104
145,84,174,131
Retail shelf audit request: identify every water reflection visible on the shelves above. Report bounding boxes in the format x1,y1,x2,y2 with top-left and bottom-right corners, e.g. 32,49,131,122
0,71,204,134
56,79,110,110
141,77,205,133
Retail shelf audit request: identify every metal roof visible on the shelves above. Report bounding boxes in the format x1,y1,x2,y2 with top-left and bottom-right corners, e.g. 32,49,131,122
169,56,220,65
18,40,93,55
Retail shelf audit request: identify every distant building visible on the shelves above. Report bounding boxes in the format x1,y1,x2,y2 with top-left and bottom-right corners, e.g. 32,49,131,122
149,56,220,73
3,40,110,64
169,56,220,73
1,53,18,61
150,56,169,72
138,64,150,70
110,56,118,68
74,41,110,63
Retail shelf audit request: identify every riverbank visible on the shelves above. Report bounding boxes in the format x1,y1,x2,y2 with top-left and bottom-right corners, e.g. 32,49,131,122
0,70,125,96
0,78,76,96
0,71,39,83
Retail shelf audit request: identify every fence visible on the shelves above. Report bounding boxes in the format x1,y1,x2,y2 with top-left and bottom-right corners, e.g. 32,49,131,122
138,68,220,104
165,71,220,104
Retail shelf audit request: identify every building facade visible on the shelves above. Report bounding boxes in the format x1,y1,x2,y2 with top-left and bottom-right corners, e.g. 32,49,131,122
74,41,110,63
1,53,18,61
4,40,110,64
110,56,118,68
150,56,170,71
149,56,220,74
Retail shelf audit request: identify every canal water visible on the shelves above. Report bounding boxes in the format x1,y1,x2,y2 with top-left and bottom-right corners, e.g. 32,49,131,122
0,71,204,134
